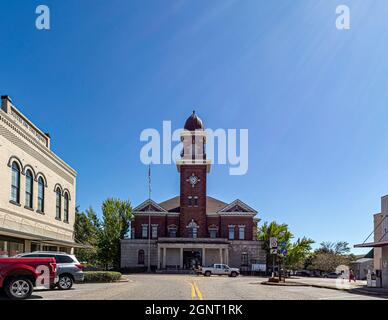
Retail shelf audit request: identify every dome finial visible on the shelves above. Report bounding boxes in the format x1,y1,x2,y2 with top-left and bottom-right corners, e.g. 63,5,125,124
184,110,204,131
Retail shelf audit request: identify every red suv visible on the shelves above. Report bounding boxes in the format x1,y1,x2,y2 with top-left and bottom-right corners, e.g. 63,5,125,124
0,257,58,299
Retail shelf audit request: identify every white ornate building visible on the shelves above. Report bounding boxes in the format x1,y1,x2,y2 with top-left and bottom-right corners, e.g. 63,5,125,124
0,95,78,256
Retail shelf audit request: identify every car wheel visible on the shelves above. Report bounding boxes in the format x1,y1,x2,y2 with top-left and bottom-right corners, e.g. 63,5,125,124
5,277,33,300
204,271,211,277
58,275,73,290
231,272,238,277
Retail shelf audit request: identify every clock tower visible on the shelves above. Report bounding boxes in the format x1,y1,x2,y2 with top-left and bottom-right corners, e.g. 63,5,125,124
177,111,211,238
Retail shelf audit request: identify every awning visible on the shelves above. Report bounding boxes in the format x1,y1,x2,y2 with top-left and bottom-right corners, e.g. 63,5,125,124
0,227,92,249
354,240,388,248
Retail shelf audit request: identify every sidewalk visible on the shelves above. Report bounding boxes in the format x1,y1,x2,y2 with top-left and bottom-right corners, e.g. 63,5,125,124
262,277,388,298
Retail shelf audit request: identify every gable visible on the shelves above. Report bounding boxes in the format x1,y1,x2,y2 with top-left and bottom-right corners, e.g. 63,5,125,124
218,199,257,214
134,199,167,213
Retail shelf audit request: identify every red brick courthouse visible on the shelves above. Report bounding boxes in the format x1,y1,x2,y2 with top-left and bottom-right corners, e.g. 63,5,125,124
121,112,265,271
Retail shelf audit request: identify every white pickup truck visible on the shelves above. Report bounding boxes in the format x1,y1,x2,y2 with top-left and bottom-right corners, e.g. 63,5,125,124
198,264,240,277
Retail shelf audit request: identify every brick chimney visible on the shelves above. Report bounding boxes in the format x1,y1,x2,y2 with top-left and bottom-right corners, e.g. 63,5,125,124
1,95,12,113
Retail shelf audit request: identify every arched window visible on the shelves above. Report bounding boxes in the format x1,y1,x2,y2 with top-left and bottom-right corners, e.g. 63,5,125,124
25,170,33,209
138,249,145,265
187,219,199,238
11,162,20,203
56,188,62,219
64,193,69,222
37,177,45,213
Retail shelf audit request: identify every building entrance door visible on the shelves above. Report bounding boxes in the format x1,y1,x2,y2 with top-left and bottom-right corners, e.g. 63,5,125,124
183,250,202,269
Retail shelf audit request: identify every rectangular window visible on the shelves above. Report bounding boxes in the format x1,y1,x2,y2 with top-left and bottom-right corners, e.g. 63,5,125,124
188,197,193,206
241,253,249,266
209,229,217,239
141,225,148,239
56,191,61,219
228,225,235,240
188,227,198,238
25,176,33,208
11,169,20,203
152,225,158,239
194,197,198,207
64,198,69,222
238,226,245,240
37,179,44,212
169,228,177,238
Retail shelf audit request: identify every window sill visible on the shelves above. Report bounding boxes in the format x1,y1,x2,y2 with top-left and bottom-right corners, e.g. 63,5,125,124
55,217,62,221
36,210,45,215
9,200,21,207
63,220,69,224
24,206,34,211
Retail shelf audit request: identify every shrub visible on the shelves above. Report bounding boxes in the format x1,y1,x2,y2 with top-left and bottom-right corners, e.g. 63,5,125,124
83,271,122,283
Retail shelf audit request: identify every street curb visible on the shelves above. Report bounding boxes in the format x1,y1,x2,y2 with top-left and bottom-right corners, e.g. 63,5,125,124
351,288,388,297
260,281,388,297
261,281,353,292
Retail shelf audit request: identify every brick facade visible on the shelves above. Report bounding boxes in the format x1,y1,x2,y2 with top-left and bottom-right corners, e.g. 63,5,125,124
121,112,264,271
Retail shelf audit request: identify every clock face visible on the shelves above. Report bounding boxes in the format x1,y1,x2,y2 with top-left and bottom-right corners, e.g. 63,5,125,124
188,174,199,187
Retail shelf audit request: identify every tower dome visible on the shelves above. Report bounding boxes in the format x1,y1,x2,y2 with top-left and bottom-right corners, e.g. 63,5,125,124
184,111,204,131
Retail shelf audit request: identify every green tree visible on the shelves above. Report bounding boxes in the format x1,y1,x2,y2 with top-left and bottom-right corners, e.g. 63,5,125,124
74,206,100,265
285,237,314,270
257,221,314,272
308,241,355,273
98,198,132,270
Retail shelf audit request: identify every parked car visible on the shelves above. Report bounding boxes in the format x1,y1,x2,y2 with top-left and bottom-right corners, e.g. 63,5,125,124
323,272,340,278
0,257,57,299
198,264,240,277
295,270,311,277
17,252,84,290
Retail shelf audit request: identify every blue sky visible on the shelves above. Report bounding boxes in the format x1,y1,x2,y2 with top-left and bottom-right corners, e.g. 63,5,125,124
1,0,388,252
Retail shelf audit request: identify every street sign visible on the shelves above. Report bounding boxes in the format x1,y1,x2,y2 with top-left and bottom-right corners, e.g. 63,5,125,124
270,249,277,254
270,237,278,249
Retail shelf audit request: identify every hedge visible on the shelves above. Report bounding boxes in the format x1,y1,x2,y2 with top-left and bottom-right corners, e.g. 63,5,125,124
83,271,122,283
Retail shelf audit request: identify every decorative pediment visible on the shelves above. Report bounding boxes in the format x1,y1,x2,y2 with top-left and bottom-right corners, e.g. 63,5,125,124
218,199,257,214
186,219,199,229
134,199,168,213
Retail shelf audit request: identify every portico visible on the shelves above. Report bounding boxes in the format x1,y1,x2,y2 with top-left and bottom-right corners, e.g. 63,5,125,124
157,238,229,270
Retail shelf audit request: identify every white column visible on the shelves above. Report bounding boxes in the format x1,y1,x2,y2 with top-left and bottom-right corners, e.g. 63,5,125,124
219,248,223,264
162,247,167,269
180,247,183,269
225,248,229,265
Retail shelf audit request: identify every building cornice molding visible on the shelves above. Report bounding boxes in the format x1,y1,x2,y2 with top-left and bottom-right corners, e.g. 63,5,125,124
0,109,77,178
0,207,74,233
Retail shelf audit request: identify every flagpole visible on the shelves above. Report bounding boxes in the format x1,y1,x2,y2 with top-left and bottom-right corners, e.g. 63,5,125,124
147,164,151,273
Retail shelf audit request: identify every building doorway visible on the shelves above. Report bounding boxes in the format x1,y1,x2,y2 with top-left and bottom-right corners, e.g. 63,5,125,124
183,250,202,269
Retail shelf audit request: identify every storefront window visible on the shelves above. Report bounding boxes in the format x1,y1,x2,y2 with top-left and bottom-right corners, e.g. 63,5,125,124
0,240,7,257
8,242,24,257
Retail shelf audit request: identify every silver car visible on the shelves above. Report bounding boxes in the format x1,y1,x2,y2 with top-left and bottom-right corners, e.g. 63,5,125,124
17,251,84,290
